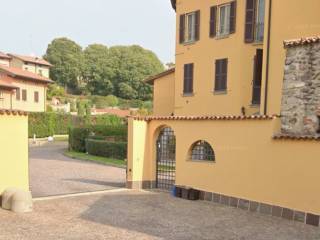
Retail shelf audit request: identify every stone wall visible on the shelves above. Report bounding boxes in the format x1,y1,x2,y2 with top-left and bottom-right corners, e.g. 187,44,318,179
281,42,320,135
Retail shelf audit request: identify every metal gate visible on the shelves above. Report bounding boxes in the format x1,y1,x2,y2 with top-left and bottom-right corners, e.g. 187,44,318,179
156,127,176,190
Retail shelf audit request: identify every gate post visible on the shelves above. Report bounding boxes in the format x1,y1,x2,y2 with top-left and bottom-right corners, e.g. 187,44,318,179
127,118,154,189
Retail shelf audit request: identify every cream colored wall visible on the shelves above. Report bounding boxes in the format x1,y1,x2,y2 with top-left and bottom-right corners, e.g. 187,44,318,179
260,0,320,115
12,80,47,112
0,114,29,193
0,90,12,109
174,0,262,116
10,58,50,78
129,118,320,214
153,72,175,115
0,58,10,67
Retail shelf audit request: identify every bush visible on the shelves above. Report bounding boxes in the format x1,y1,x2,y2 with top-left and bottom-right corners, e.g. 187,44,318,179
69,127,90,152
29,112,124,138
68,124,127,152
85,139,127,159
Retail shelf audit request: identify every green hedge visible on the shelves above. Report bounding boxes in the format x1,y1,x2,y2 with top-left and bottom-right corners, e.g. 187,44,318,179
85,139,127,160
68,125,127,152
28,112,124,138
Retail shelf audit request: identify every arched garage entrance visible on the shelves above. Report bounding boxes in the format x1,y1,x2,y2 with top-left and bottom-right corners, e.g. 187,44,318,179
156,127,176,190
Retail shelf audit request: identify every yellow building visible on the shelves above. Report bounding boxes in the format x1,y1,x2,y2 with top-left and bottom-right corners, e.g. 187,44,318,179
0,110,29,193
0,53,52,112
128,0,320,227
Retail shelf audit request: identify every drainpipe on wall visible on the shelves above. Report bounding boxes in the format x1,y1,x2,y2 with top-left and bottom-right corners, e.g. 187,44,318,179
264,0,272,115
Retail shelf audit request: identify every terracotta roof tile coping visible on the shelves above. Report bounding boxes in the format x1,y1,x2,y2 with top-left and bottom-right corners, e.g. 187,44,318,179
8,54,52,67
284,36,320,48
0,65,53,83
0,109,28,116
129,114,279,121
273,134,320,141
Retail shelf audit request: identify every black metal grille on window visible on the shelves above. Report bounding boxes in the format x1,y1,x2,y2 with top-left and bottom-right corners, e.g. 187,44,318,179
191,141,215,161
156,127,176,190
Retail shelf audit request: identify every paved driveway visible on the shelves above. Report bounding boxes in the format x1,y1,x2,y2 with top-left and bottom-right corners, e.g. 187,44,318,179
0,189,319,240
29,142,126,197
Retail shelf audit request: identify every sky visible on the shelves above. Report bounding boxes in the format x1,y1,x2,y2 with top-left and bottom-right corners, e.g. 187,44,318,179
1,0,176,64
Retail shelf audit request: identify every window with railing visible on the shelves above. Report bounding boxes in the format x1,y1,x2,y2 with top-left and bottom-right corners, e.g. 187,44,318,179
190,140,215,162
245,0,265,43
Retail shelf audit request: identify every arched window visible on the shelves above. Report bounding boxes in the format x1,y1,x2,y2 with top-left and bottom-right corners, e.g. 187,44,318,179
190,140,215,161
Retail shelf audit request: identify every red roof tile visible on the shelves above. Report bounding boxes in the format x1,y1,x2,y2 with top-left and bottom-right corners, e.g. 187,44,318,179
145,68,175,85
0,65,53,83
284,36,320,48
8,54,52,67
0,75,18,90
0,109,28,116
0,52,11,60
273,134,320,141
130,114,279,121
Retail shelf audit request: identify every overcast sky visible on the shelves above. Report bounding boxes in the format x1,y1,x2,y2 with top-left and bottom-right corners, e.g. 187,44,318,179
1,0,176,63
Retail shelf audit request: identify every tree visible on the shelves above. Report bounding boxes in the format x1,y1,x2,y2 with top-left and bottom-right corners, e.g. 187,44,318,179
44,38,84,92
83,44,114,96
118,82,138,99
108,45,164,100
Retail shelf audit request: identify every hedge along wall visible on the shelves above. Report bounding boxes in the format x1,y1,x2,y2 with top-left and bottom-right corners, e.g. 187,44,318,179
28,112,124,138
85,139,127,160
69,125,128,153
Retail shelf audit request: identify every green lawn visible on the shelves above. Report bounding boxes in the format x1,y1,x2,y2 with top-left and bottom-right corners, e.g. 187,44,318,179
65,150,126,168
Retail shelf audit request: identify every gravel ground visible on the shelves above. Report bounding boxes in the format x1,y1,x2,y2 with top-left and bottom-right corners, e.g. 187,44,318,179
29,142,126,197
0,189,319,240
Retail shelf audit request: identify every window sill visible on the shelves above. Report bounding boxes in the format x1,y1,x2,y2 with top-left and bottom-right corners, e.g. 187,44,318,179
214,34,230,40
213,90,227,95
182,40,197,46
181,93,194,97
250,103,260,108
187,159,216,164
252,41,263,46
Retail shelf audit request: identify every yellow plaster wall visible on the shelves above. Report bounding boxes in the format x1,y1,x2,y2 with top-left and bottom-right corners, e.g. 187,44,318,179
153,72,175,116
174,0,262,116
129,118,320,214
0,114,29,193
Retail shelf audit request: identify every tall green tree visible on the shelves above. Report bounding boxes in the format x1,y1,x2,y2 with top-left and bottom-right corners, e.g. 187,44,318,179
83,44,114,96
108,45,164,100
44,38,84,92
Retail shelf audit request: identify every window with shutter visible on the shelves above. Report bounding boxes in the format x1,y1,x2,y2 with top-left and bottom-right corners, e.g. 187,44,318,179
211,1,236,38
245,0,265,43
184,63,194,94
180,11,200,44
214,59,228,92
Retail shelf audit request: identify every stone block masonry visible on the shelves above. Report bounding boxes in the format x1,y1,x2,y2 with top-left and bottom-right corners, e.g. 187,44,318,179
281,42,320,136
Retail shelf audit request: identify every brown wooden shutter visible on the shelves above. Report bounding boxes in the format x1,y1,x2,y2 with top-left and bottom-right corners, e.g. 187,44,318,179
179,14,186,44
16,89,20,100
22,89,27,101
209,6,217,38
195,10,200,41
251,49,263,104
229,1,237,34
184,64,194,94
215,59,228,91
244,0,256,43
34,91,39,103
